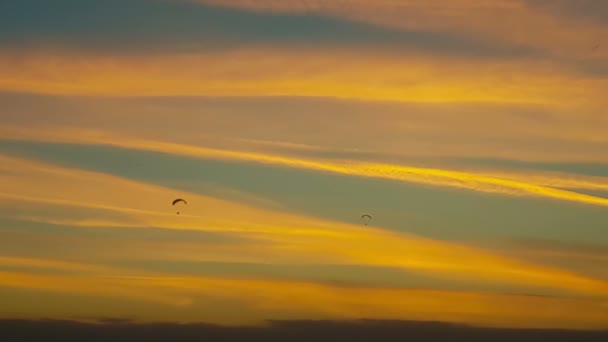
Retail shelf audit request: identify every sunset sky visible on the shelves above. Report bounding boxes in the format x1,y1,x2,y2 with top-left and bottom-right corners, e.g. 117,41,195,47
1,0,607,331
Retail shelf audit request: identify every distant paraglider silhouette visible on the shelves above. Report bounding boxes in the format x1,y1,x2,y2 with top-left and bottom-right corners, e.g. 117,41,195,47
361,214,372,226
172,198,187,214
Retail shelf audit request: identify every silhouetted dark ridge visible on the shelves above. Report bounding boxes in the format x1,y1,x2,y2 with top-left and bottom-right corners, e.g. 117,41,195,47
1,318,607,342
0,318,608,342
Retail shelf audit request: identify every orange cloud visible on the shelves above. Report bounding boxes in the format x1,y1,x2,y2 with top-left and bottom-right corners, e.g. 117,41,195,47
4,95,606,164
0,153,361,246
0,271,192,307
2,127,607,208
0,256,121,274
487,239,608,274
0,227,278,265
0,257,192,307
191,0,608,60
476,171,608,192
2,152,608,297
0,47,605,109
127,274,608,329
2,268,607,329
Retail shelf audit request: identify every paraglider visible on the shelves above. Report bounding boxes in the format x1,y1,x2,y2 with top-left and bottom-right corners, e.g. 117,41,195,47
172,198,187,214
361,214,372,226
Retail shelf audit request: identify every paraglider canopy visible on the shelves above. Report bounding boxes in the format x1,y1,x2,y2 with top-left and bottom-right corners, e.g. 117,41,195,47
172,198,187,206
361,214,372,226
172,198,187,214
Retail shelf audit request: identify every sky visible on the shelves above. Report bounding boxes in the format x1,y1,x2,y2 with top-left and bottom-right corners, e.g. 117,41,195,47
0,0,608,333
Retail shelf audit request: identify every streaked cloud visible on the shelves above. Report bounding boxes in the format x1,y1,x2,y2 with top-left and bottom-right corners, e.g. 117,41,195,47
489,239,608,281
2,94,607,164
1,266,607,329
524,0,608,25
192,0,608,60
0,271,192,307
2,127,607,209
0,256,120,274
2,152,608,298
1,48,606,109
1,0,529,62
0,256,191,307
109,274,608,329
474,170,608,192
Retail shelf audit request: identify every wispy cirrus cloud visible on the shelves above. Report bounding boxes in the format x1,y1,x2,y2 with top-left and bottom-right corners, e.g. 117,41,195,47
0,48,605,109
0,256,122,275
0,270,193,308
2,152,608,297
488,239,608,281
2,94,607,164
0,256,191,307
2,265,608,329
191,0,608,60
1,0,532,62
2,126,607,209
4,0,607,64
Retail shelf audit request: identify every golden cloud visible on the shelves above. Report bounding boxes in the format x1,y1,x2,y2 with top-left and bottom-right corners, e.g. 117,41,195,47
2,152,608,297
191,0,608,60
3,96,607,164
0,47,605,109
2,127,607,208
1,267,607,329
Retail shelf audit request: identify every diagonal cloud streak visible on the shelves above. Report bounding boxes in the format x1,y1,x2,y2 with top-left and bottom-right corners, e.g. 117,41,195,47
2,126,607,208
190,0,608,60
2,151,608,297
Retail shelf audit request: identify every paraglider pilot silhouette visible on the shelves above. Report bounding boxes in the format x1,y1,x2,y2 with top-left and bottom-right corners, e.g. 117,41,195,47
172,198,187,214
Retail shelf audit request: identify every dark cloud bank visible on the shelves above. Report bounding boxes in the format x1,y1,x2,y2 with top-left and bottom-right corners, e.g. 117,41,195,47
1,319,607,342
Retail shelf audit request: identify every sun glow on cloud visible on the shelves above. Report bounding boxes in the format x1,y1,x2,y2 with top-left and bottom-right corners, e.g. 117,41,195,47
2,126,607,209
1,263,608,329
1,152,608,300
0,48,606,109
